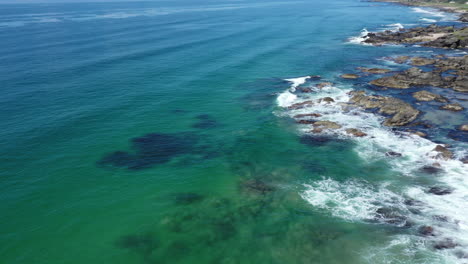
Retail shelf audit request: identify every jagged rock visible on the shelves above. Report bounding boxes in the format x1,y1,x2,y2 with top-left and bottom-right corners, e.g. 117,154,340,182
358,67,391,74
411,57,436,66
421,165,442,174
293,113,322,119
340,74,359,79
393,56,410,64
349,91,420,126
439,103,464,112
287,101,313,110
433,145,454,160
370,67,444,89
296,120,316,124
299,87,313,93
319,97,335,103
418,226,435,236
375,207,407,226
345,128,367,137
427,187,453,195
313,121,342,130
434,239,459,250
385,151,402,157
316,82,333,89
412,90,448,103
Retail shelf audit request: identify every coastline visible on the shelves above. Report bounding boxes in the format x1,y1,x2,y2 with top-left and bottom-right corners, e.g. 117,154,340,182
276,3,467,262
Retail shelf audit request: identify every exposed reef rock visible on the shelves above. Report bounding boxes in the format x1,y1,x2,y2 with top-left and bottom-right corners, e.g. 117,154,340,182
358,67,391,74
412,90,448,103
363,25,468,49
349,91,420,126
340,74,359,79
345,128,367,137
439,103,464,112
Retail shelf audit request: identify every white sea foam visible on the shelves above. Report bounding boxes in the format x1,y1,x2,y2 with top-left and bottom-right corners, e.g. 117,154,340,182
386,23,404,32
420,18,438,23
412,7,446,18
277,91,297,108
348,28,371,45
275,77,468,262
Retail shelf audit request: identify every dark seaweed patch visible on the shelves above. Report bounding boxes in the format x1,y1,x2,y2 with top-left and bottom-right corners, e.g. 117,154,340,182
192,114,221,129
115,233,158,257
300,135,334,147
98,132,199,170
173,192,205,205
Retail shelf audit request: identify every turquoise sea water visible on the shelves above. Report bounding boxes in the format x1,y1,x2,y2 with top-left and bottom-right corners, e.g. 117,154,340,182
0,1,467,263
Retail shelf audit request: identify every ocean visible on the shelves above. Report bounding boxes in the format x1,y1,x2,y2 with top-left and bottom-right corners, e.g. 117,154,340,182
0,0,466,263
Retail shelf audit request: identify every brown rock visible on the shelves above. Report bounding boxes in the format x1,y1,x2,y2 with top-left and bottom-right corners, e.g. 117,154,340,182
418,226,435,236
313,121,342,130
459,124,468,131
439,103,464,112
410,57,436,66
433,145,454,160
296,120,316,125
358,67,391,74
316,82,333,89
293,113,322,119
393,56,410,64
412,90,448,103
287,100,313,110
345,128,367,137
319,97,335,103
340,74,359,79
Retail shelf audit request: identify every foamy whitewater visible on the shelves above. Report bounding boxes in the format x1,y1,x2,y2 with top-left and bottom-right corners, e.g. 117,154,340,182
348,23,405,45
277,77,468,263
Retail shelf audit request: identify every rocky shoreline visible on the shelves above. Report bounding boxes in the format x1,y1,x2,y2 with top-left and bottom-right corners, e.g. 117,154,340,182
278,4,467,259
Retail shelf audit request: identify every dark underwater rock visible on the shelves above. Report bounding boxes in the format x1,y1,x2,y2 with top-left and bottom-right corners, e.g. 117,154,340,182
115,233,158,256
420,165,443,174
375,207,407,226
386,151,402,157
239,179,275,195
427,186,453,195
418,225,435,236
98,132,199,170
174,192,205,205
434,239,459,250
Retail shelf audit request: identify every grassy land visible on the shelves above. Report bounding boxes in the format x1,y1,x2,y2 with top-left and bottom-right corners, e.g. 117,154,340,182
377,0,468,12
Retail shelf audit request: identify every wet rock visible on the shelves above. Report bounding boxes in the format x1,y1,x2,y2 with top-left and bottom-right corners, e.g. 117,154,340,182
358,67,391,74
174,193,204,205
439,103,464,112
370,67,444,89
412,90,448,103
316,82,333,89
418,226,435,236
375,207,407,226
319,97,335,103
459,124,468,132
293,113,322,119
434,239,459,250
427,187,453,196
385,151,402,157
287,100,314,110
313,121,342,130
340,74,359,79
404,198,423,206
420,165,442,174
433,145,454,160
349,91,420,126
345,128,367,137
308,75,321,79
411,131,427,138
393,56,410,64
299,87,313,93
410,57,435,66
296,120,316,125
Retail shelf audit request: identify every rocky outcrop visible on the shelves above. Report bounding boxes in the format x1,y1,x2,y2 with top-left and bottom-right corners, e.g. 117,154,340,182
428,186,453,195
349,91,420,126
293,113,322,119
345,128,367,137
433,145,454,160
411,57,435,66
316,82,333,89
412,90,448,103
459,124,468,132
340,74,359,79
358,67,391,74
287,101,313,110
439,103,464,112
370,67,444,89
363,25,468,49
313,121,342,129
